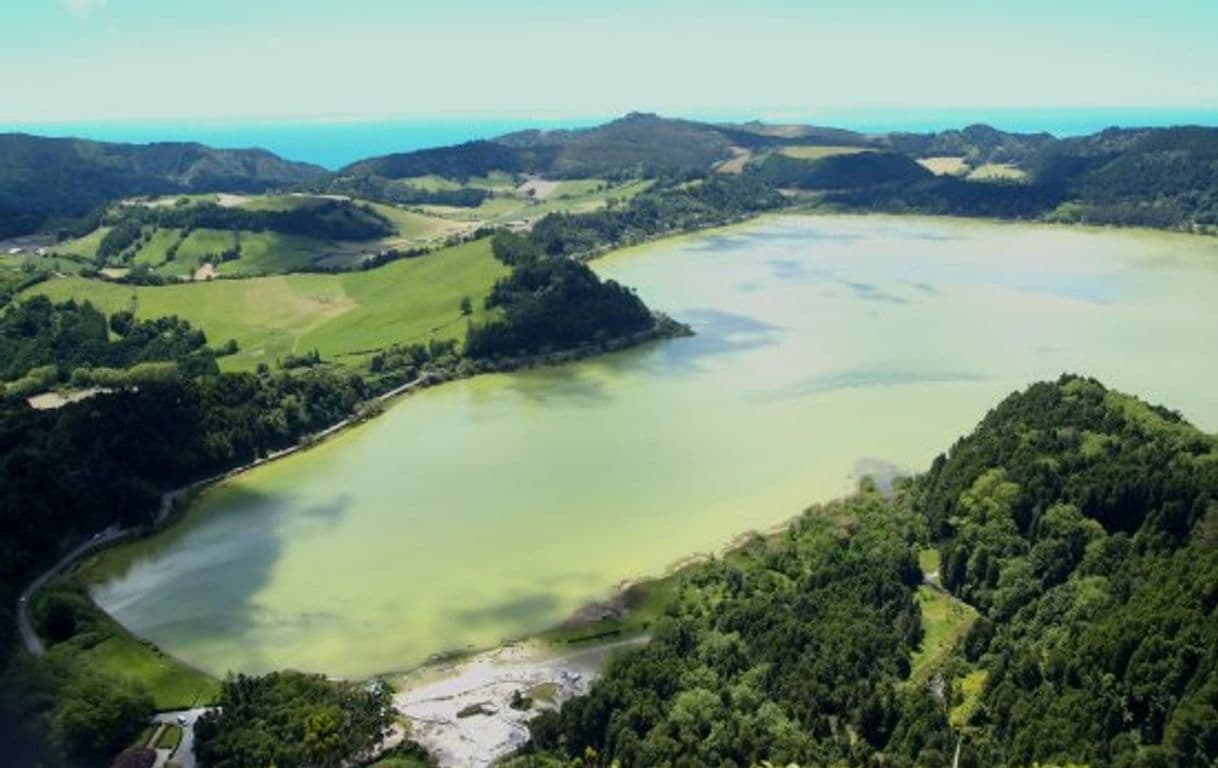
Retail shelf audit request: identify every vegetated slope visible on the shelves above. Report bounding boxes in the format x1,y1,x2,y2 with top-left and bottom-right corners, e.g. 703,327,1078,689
749,151,932,189
0,133,325,237
836,125,1218,231
463,174,783,358
343,113,862,181
194,671,392,768
915,376,1218,765
26,238,509,369
341,140,531,180
509,376,1218,768
881,123,1057,166
495,113,737,177
0,296,221,395
719,120,873,148
1044,126,1218,229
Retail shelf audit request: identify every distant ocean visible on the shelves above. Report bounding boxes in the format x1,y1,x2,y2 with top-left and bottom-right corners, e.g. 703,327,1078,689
4,108,1216,169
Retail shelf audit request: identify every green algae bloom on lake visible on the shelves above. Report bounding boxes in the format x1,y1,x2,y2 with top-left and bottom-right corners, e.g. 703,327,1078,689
89,215,1218,678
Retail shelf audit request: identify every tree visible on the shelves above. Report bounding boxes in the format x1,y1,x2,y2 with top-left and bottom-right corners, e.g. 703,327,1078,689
51,670,153,762
194,671,392,768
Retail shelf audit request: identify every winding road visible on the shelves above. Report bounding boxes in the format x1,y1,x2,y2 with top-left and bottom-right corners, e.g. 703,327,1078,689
17,525,131,656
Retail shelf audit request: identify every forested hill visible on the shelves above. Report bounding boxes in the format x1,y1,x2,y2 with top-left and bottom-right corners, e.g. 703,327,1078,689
7,115,1218,241
0,133,325,237
341,114,1218,233
509,375,1218,768
341,112,871,179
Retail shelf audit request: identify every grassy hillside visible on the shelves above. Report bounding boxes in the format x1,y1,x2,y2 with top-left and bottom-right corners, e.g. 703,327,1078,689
750,150,932,189
345,113,827,181
43,194,468,278
25,238,508,369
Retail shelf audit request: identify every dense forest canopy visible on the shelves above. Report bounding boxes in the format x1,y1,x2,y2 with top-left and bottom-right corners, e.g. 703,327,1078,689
465,257,655,359
510,376,1218,768
194,672,392,768
463,174,778,359
748,151,932,189
0,296,218,387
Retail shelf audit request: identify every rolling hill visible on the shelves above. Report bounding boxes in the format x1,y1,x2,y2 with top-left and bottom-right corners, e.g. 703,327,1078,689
342,112,873,181
0,133,326,237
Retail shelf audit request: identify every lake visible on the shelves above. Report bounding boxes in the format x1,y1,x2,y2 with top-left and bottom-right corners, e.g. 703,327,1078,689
89,215,1218,678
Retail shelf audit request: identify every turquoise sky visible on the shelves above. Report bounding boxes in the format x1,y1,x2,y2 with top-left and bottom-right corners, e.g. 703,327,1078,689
2,0,1216,123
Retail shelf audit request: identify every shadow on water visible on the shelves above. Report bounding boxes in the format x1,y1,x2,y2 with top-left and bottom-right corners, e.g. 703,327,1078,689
839,279,912,305
499,308,787,394
633,308,785,377
447,592,563,629
753,369,988,403
504,366,613,406
689,224,862,253
92,485,356,675
767,258,820,281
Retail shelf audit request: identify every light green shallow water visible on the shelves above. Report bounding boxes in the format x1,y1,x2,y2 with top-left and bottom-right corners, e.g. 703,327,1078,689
90,215,1218,678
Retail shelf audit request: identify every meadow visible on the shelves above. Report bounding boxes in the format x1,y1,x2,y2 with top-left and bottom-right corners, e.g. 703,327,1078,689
777,145,872,160
916,155,970,175
50,193,470,277
966,162,1027,181
26,238,508,369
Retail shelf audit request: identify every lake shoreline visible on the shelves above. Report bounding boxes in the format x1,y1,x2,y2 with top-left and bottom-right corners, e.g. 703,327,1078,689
61,211,1218,689
25,315,691,669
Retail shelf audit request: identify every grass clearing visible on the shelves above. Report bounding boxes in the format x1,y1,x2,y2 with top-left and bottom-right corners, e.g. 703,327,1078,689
38,578,221,710
909,586,978,685
24,238,508,370
918,548,941,576
967,163,1027,181
365,203,466,243
552,179,605,198
419,195,526,223
222,231,337,275
778,145,872,160
71,634,220,710
238,194,330,212
54,227,111,260
156,724,183,751
526,681,560,707
131,228,184,267
400,173,517,192
716,151,752,174
918,156,969,176
399,175,464,192
950,669,989,727
176,228,237,265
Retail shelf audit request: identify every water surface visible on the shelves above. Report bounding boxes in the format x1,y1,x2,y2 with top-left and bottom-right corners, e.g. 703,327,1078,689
91,215,1218,677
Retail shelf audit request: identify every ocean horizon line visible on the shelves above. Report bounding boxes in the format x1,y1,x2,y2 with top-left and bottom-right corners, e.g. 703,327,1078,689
4,107,1216,169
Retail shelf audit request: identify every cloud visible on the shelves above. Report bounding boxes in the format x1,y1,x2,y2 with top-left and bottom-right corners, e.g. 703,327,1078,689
64,0,108,17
